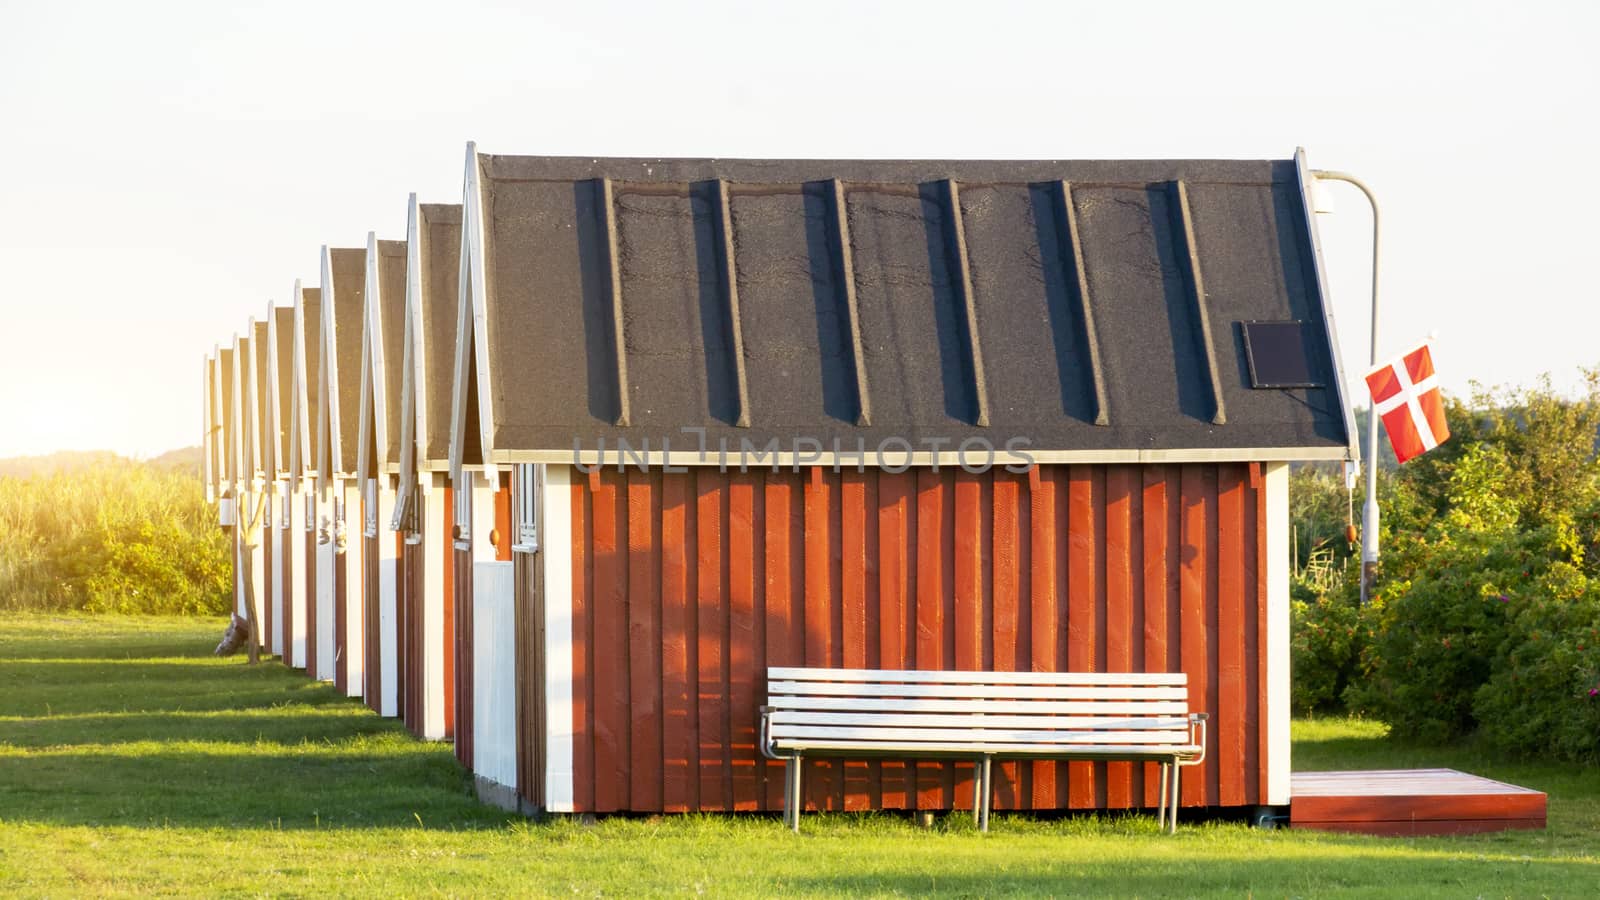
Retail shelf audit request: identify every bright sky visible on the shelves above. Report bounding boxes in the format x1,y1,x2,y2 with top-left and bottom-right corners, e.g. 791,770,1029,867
1,0,1595,458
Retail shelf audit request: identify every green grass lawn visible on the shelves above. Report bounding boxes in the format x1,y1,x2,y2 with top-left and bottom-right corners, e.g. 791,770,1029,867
2,615,1597,897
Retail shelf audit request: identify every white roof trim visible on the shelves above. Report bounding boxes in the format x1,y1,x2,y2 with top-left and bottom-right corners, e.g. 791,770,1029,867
245,317,264,481
400,193,425,495
290,280,313,480
450,142,497,483
319,245,343,488
1294,147,1361,464
264,304,284,481
360,232,390,480
231,332,247,487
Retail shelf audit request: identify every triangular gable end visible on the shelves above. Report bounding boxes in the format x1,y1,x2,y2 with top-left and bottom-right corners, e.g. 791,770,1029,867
251,318,271,482
231,334,251,491
357,232,388,485
264,308,283,482
449,142,496,483
394,196,423,529
291,281,322,483
318,248,339,491
219,347,236,488
269,305,295,482
321,245,368,487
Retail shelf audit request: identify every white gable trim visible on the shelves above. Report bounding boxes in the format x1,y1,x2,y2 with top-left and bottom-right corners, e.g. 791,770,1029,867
362,232,391,478
244,318,263,484
401,193,424,493
231,333,248,490
1294,148,1361,464
265,305,285,482
320,246,342,487
291,280,313,480
450,141,497,483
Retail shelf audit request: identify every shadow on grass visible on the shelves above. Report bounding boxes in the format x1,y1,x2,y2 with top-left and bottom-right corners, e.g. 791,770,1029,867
1,618,515,831
0,743,515,829
0,708,400,748
0,658,349,718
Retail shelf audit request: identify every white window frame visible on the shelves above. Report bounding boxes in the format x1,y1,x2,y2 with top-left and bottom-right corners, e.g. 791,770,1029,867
453,470,473,549
304,491,317,533
512,463,541,554
280,492,292,531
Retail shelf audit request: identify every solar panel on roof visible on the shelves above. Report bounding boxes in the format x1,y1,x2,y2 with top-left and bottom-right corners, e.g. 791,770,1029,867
1241,321,1322,389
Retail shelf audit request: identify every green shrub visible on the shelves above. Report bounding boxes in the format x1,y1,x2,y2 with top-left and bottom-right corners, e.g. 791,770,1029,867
1292,594,1362,714
1336,371,1600,757
1344,467,1572,742
0,461,230,615
1474,571,1600,763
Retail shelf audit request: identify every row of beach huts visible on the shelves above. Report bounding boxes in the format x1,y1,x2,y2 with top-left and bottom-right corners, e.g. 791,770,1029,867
203,145,1359,817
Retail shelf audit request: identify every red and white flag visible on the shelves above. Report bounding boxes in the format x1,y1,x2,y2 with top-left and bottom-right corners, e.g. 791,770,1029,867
1365,342,1450,463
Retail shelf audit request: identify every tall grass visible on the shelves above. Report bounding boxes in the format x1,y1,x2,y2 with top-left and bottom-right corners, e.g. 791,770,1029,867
0,462,229,614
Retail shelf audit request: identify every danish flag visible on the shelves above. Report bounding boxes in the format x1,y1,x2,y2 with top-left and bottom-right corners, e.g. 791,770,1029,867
1365,342,1450,464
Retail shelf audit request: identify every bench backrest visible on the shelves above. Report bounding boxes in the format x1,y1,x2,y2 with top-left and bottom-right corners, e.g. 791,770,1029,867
766,666,1192,751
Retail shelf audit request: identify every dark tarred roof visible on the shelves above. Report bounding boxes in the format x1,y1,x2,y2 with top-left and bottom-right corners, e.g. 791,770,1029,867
321,249,366,477
469,154,1351,460
405,203,461,468
270,306,294,478
294,287,321,478
377,240,407,468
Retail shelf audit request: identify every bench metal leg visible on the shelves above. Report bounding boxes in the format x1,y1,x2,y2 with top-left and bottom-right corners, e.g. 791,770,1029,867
1168,763,1181,834
784,754,803,833
976,756,993,832
1157,762,1170,832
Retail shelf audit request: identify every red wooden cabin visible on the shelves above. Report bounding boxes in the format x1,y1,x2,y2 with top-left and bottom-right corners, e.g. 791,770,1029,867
391,197,464,742
446,148,1360,816
355,233,408,717
314,247,368,697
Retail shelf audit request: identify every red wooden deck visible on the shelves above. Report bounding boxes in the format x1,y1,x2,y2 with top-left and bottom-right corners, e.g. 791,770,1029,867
1291,769,1546,836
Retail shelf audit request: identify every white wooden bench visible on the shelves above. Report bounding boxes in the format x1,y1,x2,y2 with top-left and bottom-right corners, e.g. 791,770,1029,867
760,667,1207,833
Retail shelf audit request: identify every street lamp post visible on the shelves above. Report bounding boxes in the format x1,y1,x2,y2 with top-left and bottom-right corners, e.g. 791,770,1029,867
1312,169,1381,606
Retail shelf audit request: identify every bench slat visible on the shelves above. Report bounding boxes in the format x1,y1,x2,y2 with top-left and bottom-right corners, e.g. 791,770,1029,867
766,666,1186,687
770,725,1187,745
766,696,1191,715
769,681,1189,701
769,739,1203,758
769,711,1190,730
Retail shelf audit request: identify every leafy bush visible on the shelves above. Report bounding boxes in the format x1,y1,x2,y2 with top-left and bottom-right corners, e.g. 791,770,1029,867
1309,372,1600,761
1291,589,1370,714
1473,572,1600,763
0,460,230,614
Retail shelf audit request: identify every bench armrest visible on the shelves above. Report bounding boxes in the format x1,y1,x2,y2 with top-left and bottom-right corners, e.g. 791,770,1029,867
758,705,788,761
1182,712,1209,767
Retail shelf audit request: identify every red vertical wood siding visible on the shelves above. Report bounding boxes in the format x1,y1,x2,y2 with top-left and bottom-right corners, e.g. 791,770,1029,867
262,525,275,658
279,522,293,668
399,535,416,733
563,463,1270,813
440,487,455,740
305,529,319,681
363,528,381,712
